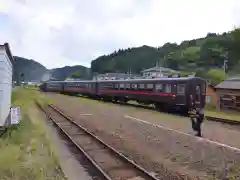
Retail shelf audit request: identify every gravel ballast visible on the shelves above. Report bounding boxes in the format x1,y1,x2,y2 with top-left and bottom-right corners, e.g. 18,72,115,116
46,93,240,179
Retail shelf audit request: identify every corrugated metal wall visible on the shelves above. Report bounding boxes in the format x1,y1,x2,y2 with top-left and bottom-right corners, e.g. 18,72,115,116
0,51,12,127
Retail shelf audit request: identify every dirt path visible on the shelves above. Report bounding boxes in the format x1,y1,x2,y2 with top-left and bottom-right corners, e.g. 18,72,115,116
46,93,240,179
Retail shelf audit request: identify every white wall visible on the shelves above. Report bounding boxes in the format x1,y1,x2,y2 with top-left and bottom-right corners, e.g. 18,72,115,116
0,50,12,127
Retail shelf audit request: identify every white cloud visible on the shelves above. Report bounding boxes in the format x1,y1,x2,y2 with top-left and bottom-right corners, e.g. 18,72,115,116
0,0,238,69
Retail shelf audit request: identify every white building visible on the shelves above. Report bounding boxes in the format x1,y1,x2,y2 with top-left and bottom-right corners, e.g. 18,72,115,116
0,43,14,128
141,62,178,78
93,73,142,80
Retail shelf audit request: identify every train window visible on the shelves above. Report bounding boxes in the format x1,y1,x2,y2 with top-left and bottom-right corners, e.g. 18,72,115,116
146,84,153,90
164,84,171,93
126,84,130,89
115,84,119,89
132,84,137,89
105,83,113,89
119,84,124,89
155,84,163,92
139,84,145,89
177,84,185,94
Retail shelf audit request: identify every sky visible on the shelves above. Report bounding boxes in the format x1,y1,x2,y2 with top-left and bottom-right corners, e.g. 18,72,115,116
0,0,239,69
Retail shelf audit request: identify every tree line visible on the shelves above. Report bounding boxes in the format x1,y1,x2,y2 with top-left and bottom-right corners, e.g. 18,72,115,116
90,29,240,85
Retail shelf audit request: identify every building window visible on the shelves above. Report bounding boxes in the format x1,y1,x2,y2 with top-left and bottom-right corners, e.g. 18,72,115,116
164,84,171,93
177,84,185,94
206,96,211,103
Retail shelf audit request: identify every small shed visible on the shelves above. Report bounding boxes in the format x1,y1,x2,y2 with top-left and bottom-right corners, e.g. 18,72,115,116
215,78,240,111
0,43,14,127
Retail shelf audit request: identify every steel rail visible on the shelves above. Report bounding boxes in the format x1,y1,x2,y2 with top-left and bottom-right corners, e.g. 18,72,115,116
49,104,159,180
35,101,112,180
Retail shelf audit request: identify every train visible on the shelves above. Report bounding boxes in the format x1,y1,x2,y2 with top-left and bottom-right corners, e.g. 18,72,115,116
39,77,206,114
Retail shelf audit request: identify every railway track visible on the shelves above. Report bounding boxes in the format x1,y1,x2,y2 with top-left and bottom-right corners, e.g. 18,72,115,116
38,102,163,180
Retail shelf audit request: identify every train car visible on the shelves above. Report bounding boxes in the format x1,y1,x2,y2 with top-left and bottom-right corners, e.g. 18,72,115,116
44,81,65,92
63,80,97,97
40,77,206,114
39,82,47,92
97,77,206,112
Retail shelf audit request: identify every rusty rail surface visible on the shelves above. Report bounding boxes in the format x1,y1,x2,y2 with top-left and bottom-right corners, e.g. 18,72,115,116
205,116,240,125
36,101,162,180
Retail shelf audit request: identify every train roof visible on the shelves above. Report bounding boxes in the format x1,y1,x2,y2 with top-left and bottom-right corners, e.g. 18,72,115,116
45,77,205,84
97,77,204,82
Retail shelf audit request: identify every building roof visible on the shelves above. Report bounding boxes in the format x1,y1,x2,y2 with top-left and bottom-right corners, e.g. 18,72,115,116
141,66,177,73
0,43,14,64
215,79,240,90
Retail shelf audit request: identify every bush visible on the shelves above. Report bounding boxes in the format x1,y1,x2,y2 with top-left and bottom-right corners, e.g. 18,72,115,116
205,103,217,111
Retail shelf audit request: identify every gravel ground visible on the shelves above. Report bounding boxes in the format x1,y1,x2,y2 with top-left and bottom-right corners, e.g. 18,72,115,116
45,93,240,179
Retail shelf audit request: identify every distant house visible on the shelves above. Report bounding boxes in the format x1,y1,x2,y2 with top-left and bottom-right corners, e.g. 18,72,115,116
141,62,178,78
93,73,142,80
65,78,84,81
215,78,240,111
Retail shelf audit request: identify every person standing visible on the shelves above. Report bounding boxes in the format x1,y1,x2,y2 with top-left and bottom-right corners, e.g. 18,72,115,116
191,107,204,137
190,96,204,137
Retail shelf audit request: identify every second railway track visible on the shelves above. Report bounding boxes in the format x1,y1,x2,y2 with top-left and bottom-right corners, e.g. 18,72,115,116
43,103,162,180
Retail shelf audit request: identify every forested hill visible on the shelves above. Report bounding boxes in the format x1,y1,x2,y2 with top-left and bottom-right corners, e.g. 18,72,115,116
13,56,89,81
51,65,90,80
13,56,48,81
91,32,239,75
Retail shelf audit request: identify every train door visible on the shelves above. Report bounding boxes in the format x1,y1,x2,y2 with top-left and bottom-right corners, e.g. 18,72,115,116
95,82,99,95
195,85,201,108
194,80,206,109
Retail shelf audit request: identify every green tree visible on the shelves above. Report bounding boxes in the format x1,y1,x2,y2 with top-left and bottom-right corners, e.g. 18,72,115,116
231,28,240,62
205,69,227,85
70,71,83,79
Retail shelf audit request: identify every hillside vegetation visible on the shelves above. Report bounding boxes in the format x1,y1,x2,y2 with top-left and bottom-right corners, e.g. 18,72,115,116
13,56,48,81
13,57,89,81
51,65,90,80
91,30,240,84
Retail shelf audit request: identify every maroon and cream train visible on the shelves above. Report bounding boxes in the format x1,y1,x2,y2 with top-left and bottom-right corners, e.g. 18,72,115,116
39,77,206,113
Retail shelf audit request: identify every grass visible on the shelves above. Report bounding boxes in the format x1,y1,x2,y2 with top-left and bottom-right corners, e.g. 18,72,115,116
204,102,240,121
205,110,240,121
0,88,64,180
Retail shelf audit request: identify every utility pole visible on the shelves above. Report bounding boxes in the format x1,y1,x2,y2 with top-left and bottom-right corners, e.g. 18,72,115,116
223,52,228,74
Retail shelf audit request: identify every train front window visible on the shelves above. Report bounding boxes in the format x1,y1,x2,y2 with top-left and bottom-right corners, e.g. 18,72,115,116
196,85,201,102
201,82,206,94
177,84,185,94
